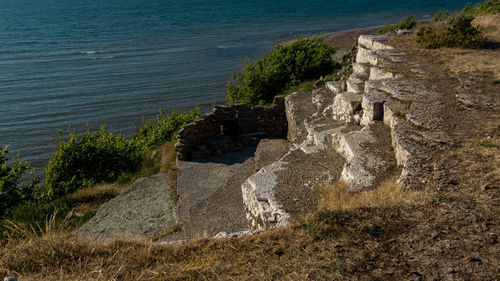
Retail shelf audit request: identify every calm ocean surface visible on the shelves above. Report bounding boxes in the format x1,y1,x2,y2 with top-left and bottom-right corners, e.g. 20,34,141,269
0,0,478,173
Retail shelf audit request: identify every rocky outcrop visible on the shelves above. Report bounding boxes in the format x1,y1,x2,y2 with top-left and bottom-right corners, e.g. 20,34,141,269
78,174,176,239
242,90,349,229
169,147,257,241
241,34,449,230
331,122,395,191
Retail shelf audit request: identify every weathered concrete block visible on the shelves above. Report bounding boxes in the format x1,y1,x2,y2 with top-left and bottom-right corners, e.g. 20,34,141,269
311,88,335,117
285,91,316,144
241,162,290,230
254,139,290,170
77,174,175,239
330,122,395,191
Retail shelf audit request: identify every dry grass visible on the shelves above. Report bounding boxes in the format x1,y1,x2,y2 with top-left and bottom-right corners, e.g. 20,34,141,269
431,14,500,79
473,14,500,42
151,142,177,173
0,210,388,281
389,14,500,80
317,178,428,211
68,183,126,202
435,48,500,79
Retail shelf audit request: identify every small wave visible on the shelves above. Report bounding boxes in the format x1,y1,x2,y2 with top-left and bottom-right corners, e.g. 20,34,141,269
81,50,117,55
91,56,115,60
217,43,243,49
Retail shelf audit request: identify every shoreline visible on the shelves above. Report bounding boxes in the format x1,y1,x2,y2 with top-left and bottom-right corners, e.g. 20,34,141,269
298,19,431,62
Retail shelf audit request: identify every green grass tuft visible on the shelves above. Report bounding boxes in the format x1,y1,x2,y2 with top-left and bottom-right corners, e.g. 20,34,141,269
377,16,417,35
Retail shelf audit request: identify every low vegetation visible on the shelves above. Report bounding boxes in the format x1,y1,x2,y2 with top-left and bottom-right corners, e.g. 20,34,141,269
44,126,143,200
376,15,417,35
416,13,485,49
226,37,339,105
462,0,500,17
131,107,200,151
317,177,426,211
0,146,40,218
0,108,198,239
415,0,500,49
43,107,198,200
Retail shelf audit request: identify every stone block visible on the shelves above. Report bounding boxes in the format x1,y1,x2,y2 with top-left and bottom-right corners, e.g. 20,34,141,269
356,47,380,65
358,35,394,50
332,92,362,123
369,66,398,80
360,88,387,126
353,62,370,76
346,73,366,94
325,80,343,94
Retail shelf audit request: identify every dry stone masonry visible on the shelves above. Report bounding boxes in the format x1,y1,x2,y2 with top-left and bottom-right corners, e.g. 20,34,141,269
241,34,440,230
176,96,287,160
79,33,463,242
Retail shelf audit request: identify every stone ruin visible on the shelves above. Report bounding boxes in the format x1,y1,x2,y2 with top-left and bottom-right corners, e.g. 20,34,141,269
78,34,468,241
175,96,287,160
176,35,443,231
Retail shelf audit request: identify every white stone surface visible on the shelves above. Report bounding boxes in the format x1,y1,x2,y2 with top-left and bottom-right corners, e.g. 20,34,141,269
353,62,371,76
369,66,398,80
360,88,387,126
330,124,390,191
241,160,290,230
325,80,342,94
356,46,379,65
332,92,362,123
358,35,394,50
346,73,367,94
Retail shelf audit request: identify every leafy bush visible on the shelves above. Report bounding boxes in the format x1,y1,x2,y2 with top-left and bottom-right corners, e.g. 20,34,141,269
0,146,40,218
131,107,200,151
416,14,485,49
45,126,143,199
226,37,338,105
462,0,500,17
377,15,417,35
44,108,199,200
432,11,451,23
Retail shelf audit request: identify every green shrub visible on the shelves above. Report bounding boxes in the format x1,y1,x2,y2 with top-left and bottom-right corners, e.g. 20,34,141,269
462,0,500,17
0,146,40,218
45,126,143,199
226,37,338,105
416,14,485,49
44,107,198,199
432,11,451,23
131,107,200,151
377,15,417,35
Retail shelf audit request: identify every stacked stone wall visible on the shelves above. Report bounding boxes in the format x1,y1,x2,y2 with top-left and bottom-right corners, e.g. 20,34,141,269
176,96,287,160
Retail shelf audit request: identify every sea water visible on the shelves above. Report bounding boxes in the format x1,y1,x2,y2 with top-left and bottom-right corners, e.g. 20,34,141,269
0,0,478,172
